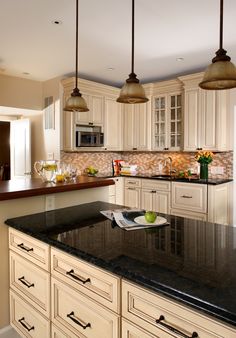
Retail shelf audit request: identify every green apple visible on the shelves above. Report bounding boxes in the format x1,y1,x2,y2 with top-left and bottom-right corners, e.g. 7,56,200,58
145,211,157,223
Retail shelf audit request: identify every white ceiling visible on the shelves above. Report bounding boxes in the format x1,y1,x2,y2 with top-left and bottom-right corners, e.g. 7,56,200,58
0,0,236,87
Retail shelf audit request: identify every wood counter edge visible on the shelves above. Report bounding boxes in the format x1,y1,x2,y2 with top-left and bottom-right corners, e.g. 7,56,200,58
0,177,115,201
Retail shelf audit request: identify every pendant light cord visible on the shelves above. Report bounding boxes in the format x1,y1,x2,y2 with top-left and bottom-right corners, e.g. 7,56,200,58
75,0,79,89
219,0,223,50
131,0,135,74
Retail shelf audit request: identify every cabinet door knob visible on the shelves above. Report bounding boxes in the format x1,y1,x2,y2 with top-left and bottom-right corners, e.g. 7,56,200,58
133,147,137,150
88,122,93,125
164,147,169,150
181,195,193,199
156,315,198,338
66,269,90,284
196,147,202,150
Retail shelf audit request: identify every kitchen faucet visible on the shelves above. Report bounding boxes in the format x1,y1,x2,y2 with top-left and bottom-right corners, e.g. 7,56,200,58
163,156,175,177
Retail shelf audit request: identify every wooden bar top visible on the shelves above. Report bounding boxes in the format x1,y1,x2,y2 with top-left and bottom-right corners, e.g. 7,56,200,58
0,176,114,201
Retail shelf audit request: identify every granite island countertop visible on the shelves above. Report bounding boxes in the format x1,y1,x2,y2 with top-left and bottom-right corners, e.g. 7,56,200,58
5,201,236,328
0,176,114,201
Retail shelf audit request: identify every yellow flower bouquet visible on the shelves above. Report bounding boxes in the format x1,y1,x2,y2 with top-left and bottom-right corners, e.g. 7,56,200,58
195,150,214,164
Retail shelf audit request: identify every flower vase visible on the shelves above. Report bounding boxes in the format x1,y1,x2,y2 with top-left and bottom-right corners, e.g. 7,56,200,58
200,163,208,180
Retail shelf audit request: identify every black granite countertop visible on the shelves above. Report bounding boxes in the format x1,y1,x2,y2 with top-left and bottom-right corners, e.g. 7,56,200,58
5,201,236,327
96,173,233,185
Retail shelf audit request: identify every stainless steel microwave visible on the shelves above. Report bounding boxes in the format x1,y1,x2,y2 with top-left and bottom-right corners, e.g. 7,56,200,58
75,130,104,147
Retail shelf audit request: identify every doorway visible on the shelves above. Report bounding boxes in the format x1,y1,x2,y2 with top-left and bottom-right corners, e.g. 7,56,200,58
0,121,10,180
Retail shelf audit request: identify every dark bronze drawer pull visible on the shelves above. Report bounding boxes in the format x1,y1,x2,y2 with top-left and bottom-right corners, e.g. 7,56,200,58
67,311,91,329
18,317,35,332
66,269,90,284
151,190,156,193
156,315,198,338
18,276,34,288
180,195,193,199
17,243,33,252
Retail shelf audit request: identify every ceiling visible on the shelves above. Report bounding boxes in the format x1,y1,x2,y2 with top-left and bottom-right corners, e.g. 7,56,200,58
0,0,236,87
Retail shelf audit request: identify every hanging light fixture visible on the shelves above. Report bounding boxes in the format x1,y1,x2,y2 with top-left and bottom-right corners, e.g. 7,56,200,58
199,0,236,90
64,0,89,112
117,0,148,103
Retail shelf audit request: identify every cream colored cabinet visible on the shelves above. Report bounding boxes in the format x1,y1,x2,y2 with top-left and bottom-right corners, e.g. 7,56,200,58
104,97,123,151
124,178,141,208
122,280,236,338
51,277,120,338
123,102,150,151
75,93,104,125
180,72,232,152
122,319,157,338
141,179,170,214
171,181,232,224
107,177,124,205
152,79,183,151
51,247,120,313
9,228,50,338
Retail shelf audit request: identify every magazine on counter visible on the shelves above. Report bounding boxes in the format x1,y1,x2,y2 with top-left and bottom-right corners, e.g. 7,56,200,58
100,209,169,231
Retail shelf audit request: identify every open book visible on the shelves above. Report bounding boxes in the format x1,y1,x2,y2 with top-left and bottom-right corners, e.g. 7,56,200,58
100,209,169,231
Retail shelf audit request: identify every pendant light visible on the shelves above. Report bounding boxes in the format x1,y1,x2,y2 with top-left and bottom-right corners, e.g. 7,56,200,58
117,0,148,103
64,0,89,112
199,0,236,90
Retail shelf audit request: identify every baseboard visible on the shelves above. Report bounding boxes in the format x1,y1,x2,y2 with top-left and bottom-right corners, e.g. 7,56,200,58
0,326,12,334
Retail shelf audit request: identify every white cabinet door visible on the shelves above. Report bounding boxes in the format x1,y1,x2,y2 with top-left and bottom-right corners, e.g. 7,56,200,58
153,93,182,151
75,94,104,125
182,73,232,152
153,191,170,214
184,88,199,151
124,187,141,208
104,98,122,150
123,105,135,150
141,189,153,211
123,102,150,151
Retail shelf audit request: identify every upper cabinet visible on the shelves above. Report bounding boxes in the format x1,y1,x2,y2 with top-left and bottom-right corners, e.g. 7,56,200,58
151,80,183,151
180,73,233,152
62,77,121,151
104,97,123,151
123,100,151,151
75,94,104,125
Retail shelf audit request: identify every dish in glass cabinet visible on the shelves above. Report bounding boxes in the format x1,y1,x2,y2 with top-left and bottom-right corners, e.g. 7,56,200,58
134,215,167,226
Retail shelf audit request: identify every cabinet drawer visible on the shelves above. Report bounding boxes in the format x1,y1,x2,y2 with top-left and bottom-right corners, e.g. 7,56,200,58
122,319,158,338
51,248,120,313
10,251,50,317
125,178,141,188
170,208,207,221
9,228,50,271
122,281,236,338
52,323,80,338
171,182,207,213
51,277,120,338
10,290,50,338
142,179,171,191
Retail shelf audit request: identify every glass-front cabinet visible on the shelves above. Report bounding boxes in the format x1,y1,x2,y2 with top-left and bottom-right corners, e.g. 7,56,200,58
152,79,183,151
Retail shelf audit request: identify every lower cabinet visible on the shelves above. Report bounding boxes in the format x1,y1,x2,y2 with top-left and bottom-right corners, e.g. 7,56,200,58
51,277,120,338
124,178,141,208
141,179,170,214
10,290,50,338
122,280,236,338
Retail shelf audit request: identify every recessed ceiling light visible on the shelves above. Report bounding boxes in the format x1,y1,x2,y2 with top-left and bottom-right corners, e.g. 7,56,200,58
176,57,184,62
52,20,62,25
107,67,114,71
23,72,30,75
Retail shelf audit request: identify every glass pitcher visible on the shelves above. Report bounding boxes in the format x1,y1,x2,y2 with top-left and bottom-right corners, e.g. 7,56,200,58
34,160,58,182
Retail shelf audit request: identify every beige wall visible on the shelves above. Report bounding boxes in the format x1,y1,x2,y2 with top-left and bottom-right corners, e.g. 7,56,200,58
0,74,43,110
42,76,63,160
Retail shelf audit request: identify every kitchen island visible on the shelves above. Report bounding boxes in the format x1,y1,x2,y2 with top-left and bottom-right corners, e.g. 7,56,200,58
0,176,114,329
5,201,236,337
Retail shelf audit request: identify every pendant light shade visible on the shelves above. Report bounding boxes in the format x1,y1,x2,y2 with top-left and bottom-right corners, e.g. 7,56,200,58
64,0,89,112
117,0,148,104
199,0,236,90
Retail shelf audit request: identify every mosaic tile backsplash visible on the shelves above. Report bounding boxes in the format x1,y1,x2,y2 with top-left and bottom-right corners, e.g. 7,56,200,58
61,151,233,179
